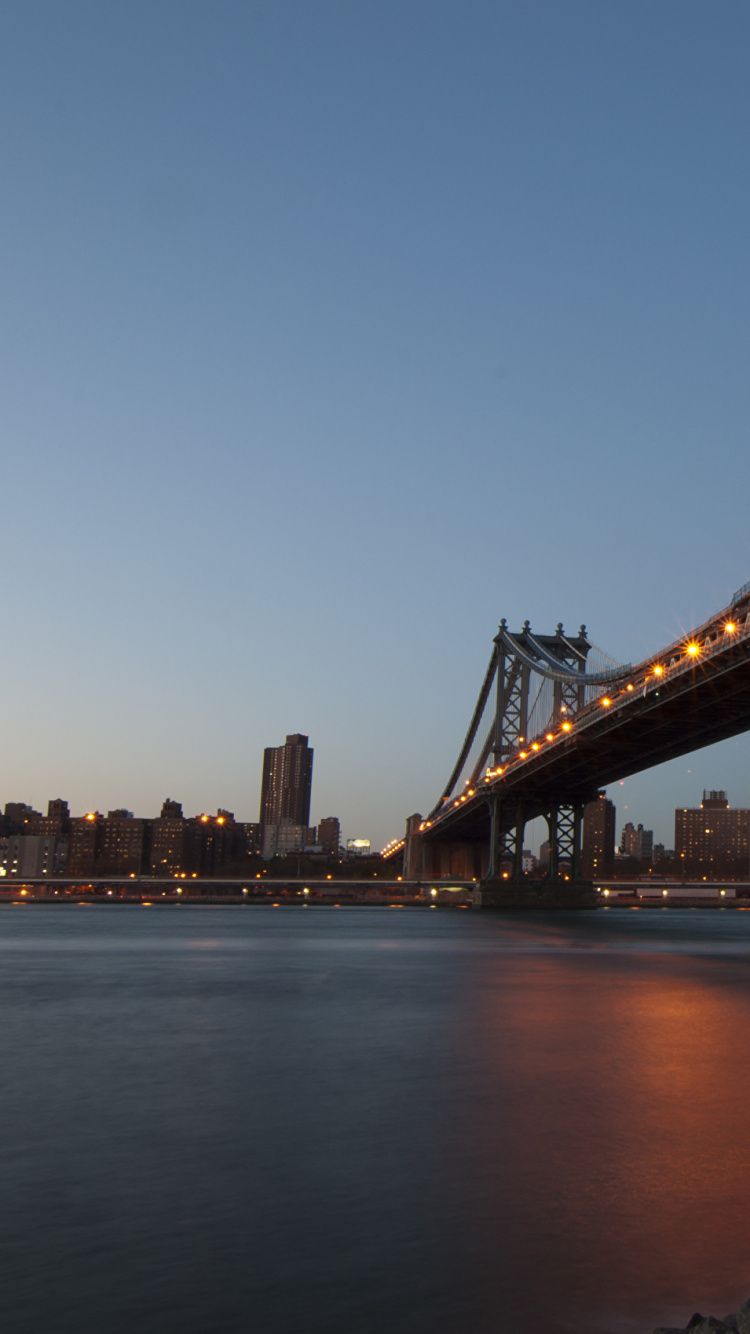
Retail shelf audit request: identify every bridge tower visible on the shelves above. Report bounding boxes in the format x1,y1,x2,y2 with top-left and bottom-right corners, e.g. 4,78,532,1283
414,620,630,907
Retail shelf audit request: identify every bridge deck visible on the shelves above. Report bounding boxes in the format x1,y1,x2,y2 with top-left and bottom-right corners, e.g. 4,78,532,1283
423,595,750,839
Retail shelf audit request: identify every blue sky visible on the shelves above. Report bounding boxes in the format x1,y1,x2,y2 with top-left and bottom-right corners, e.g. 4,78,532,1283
3,0,750,850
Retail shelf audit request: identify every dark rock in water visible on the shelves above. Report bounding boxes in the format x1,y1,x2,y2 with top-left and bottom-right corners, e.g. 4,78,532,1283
737,1300,750,1334
653,1298,750,1334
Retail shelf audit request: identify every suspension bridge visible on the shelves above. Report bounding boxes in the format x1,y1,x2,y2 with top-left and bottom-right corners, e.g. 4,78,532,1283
383,582,750,907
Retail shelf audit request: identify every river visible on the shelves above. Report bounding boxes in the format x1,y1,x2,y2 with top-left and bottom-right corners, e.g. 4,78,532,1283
1,904,749,1334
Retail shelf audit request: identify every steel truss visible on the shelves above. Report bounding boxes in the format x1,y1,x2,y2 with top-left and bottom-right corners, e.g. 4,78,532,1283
428,620,630,894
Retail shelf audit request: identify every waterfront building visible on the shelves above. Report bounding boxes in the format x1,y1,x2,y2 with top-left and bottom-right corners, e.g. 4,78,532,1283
620,820,653,863
97,812,146,876
675,791,750,878
241,822,261,853
582,795,616,878
0,834,61,877
149,800,186,876
262,820,310,859
186,811,247,876
67,813,105,876
317,817,340,856
259,734,313,834
3,803,41,834
27,798,71,840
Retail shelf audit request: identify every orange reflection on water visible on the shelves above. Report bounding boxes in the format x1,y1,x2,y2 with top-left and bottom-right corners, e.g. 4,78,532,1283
459,945,750,1333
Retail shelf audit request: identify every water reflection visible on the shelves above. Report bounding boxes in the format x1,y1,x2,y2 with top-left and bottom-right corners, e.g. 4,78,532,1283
0,906,749,1334
460,943,750,1332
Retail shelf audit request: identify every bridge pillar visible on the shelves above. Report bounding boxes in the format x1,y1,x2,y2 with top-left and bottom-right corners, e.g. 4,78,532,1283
476,796,597,909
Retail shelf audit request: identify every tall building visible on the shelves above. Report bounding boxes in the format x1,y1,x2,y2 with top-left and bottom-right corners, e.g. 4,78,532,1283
27,798,71,840
149,799,186,876
620,821,653,863
675,791,750,878
3,803,41,834
67,814,105,876
259,734,313,833
582,795,616,878
98,812,146,876
0,834,61,878
317,817,340,856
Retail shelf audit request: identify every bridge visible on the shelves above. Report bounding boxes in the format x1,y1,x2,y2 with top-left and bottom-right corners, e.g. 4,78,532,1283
386,582,750,907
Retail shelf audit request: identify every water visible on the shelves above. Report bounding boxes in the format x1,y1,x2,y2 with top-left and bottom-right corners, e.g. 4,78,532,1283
2,904,750,1334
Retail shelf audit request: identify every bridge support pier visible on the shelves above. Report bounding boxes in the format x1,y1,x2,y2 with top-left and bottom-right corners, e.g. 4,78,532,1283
476,796,597,909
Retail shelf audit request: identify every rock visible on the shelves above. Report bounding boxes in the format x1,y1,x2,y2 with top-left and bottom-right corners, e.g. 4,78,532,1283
737,1300,750,1334
653,1327,689,1333
686,1320,731,1334
722,1316,739,1332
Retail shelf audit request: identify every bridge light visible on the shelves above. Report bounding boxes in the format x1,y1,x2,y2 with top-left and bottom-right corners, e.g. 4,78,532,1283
520,751,527,758
601,697,611,707
725,622,737,633
627,683,634,691
546,733,554,741
562,722,572,732
531,743,539,751
686,642,700,657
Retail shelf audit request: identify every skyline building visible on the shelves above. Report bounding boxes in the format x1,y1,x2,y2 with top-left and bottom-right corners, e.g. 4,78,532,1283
259,734,313,833
582,795,616,878
675,791,750,878
620,820,653,863
317,817,340,856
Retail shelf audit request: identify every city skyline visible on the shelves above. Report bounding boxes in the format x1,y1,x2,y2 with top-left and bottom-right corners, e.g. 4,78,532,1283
3,3,750,849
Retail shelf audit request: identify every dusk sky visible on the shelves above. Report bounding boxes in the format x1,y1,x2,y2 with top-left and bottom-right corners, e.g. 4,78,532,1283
3,0,750,851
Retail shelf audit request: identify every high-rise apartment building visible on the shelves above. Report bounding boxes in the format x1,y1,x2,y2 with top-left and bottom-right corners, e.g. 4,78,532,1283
259,734,313,832
317,817,340,856
675,791,750,877
67,813,104,876
150,799,186,876
620,821,653,863
98,812,146,876
582,794,616,878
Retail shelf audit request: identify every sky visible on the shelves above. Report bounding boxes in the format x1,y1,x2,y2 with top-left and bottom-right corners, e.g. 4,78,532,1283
3,0,750,851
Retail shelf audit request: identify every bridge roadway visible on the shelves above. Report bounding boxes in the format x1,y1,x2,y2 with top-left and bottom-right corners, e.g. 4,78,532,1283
421,589,750,846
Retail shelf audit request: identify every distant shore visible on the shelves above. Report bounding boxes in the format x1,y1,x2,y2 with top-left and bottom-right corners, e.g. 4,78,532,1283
1,882,749,909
